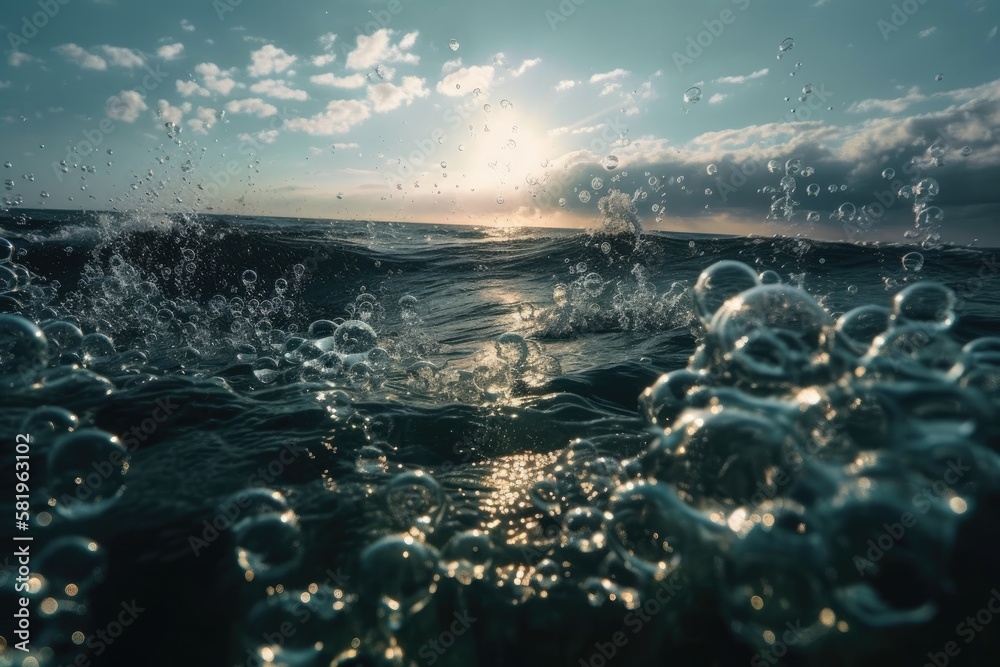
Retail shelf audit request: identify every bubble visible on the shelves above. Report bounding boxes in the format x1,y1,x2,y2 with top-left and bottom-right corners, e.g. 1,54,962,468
442,531,493,584
496,332,529,366
333,320,377,354
591,177,604,190
759,270,782,285
961,146,972,157
682,86,702,104
934,73,944,81
308,319,339,338
882,168,895,180
578,190,591,203
706,164,718,176
2,161,10,168
802,84,813,95
836,202,856,221
483,103,492,113
607,482,705,578
693,260,761,327
359,535,439,630
0,237,15,262
496,195,505,205
386,470,445,531
0,314,49,387
48,429,128,516
233,511,303,581
893,281,956,331
639,369,702,427
241,270,257,285
901,251,924,272
35,537,107,597
252,357,279,384
915,178,940,198
274,278,288,294
778,37,795,57
785,158,803,175
835,305,893,355
600,242,611,254
43,320,84,357
767,159,782,174
19,407,79,448
709,284,832,384
806,183,820,197
558,197,567,207
601,155,620,170
80,332,115,364
449,38,459,51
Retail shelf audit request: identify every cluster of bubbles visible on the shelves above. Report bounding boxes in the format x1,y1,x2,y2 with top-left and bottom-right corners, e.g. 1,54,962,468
225,260,1000,665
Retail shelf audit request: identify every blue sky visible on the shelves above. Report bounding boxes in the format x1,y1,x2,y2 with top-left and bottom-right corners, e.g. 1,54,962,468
2,0,999,243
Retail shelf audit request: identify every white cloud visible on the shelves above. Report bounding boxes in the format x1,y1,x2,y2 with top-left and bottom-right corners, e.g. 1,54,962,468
511,58,542,77
599,82,621,97
106,90,148,122
589,68,629,84
708,93,727,104
177,79,210,97
847,86,927,114
155,99,191,125
555,79,577,92
100,45,145,68
548,124,604,136
54,43,107,70
318,32,337,51
714,68,769,85
157,43,185,60
312,54,336,67
249,79,308,100
442,58,463,74
248,44,296,77
310,72,367,89
331,142,360,150
345,29,419,70
918,26,938,39
8,52,34,67
367,76,429,112
225,97,278,118
284,99,371,135
187,106,218,135
0,81,11,89
239,129,280,145
436,65,494,97
195,62,237,96
181,19,195,32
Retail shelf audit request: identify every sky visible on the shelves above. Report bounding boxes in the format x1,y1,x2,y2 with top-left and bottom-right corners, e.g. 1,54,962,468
1,0,999,243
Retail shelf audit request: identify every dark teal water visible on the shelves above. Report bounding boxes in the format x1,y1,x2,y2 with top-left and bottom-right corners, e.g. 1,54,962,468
1,208,999,666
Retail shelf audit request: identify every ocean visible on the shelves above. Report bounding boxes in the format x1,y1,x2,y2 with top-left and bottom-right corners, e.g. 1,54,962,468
2,205,1000,666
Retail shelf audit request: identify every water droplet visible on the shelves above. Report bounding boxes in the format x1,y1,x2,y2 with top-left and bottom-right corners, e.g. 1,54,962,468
777,37,795,58
601,155,619,170
901,251,925,272
707,164,718,176
683,86,702,104
558,197,567,207
578,190,591,203
882,168,895,180
483,103,491,113
449,38,459,51
496,196,504,204
961,146,972,157
242,270,257,285
934,73,944,81
591,177,604,190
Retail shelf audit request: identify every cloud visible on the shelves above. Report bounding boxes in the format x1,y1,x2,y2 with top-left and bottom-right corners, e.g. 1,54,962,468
555,79,577,92
918,26,938,38
195,62,238,96
310,73,366,89
157,43,185,60
847,86,927,114
511,58,541,77
548,124,605,136
436,65,494,97
177,79,211,97
312,54,336,67
187,106,218,135
284,99,371,135
225,97,278,118
54,43,107,70
248,44,296,77
155,99,191,125
714,68,769,85
181,19,195,32
249,79,308,100
0,81,10,89
345,29,419,70
106,90,148,122
99,45,145,68
442,58,463,74
239,129,280,145
599,83,621,97
708,93,728,104
8,52,34,67
589,68,629,84
367,76,429,112
318,32,337,51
